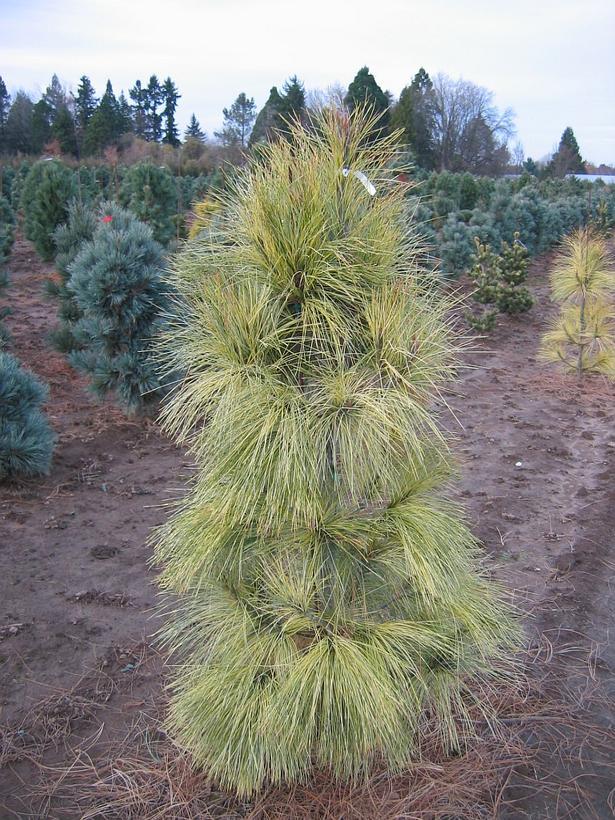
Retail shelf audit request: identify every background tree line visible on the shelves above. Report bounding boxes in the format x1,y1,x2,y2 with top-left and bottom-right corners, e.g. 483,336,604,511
0,68,594,178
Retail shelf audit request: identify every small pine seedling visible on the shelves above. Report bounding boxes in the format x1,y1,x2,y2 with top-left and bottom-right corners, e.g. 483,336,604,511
497,232,533,316
540,227,615,378
467,237,500,331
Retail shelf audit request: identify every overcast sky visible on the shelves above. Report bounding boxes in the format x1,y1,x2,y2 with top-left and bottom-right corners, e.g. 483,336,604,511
2,0,614,163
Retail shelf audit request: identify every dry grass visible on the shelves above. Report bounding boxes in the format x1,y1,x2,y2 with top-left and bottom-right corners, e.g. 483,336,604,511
1,634,612,819
0,643,154,772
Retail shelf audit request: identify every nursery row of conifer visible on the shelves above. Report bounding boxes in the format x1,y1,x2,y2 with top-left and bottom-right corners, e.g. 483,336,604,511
410,171,615,276
0,162,174,480
3,156,613,278
0,149,613,482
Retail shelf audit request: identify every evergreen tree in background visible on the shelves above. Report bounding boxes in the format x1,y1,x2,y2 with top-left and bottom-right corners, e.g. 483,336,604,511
345,66,389,135
0,351,56,481
119,161,177,244
21,160,76,260
390,83,416,147
408,68,435,168
217,92,256,147
31,98,52,153
154,108,517,796
162,77,181,146
184,113,206,142
523,157,538,175
0,77,10,152
550,127,585,177
67,202,170,413
541,228,615,377
249,86,284,145
117,91,134,136
73,75,98,153
51,105,77,155
42,74,69,122
391,69,435,169
145,75,163,142
83,80,123,155
249,79,306,145
277,75,306,136
129,79,148,138
4,92,34,154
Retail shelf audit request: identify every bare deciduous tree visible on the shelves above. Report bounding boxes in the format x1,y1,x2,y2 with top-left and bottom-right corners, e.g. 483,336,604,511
430,74,514,174
305,83,347,113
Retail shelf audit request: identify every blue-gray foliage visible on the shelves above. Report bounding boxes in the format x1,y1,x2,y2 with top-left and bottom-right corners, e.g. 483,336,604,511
0,352,56,481
67,202,171,413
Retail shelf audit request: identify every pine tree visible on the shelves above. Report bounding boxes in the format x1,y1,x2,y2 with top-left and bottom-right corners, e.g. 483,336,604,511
550,127,585,177
83,81,123,155
162,77,181,146
49,200,98,352
0,77,11,152
51,106,77,155
117,91,134,136
0,253,9,345
129,79,148,138
467,237,500,331
21,160,76,260
408,68,435,168
184,114,206,142
467,233,533,330
0,195,15,268
277,76,306,136
67,203,170,413
42,74,68,123
31,98,53,153
249,86,284,146
497,232,533,315
217,92,256,147
540,228,615,378
345,66,390,136
0,351,56,481
4,92,34,155
154,108,517,796
0,195,14,342
523,157,538,176
390,83,416,148
145,75,163,142
119,162,177,245
73,76,98,153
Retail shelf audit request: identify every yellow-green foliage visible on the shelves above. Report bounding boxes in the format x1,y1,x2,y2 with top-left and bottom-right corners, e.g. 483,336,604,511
187,198,222,239
540,228,615,377
154,108,518,796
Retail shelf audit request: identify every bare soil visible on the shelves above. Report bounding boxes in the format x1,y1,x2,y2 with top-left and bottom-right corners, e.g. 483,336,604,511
0,234,613,818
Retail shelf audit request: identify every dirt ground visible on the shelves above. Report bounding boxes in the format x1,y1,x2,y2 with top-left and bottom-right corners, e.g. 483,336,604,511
0,234,614,818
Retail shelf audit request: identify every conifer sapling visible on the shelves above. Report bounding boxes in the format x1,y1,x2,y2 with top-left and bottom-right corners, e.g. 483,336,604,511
49,200,97,353
497,232,533,315
68,203,170,413
0,352,56,481
540,227,615,378
154,109,518,796
467,237,500,331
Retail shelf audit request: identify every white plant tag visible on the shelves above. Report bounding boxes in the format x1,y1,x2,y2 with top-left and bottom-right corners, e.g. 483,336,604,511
342,167,376,196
